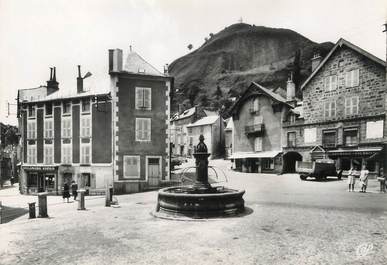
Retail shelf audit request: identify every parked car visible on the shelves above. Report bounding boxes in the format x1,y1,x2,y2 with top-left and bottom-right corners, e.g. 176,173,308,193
297,159,342,181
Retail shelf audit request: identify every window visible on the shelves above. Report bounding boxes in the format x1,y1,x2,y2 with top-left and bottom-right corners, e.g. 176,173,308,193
44,119,53,138
82,173,91,187
135,118,151,141
62,144,72,164
304,128,317,144
63,101,71,114
80,144,91,164
82,99,90,113
322,130,336,148
188,128,192,134
45,103,52,116
45,175,55,189
287,132,296,147
200,126,204,134
27,173,38,187
189,137,193,146
345,69,359,87
254,137,262,152
324,75,337,91
262,158,274,170
28,105,36,117
343,128,358,147
62,117,72,138
324,101,336,118
366,120,384,139
27,144,37,164
123,156,140,178
289,114,296,124
254,115,263,125
44,144,54,164
345,97,359,116
135,87,151,110
252,98,259,112
80,116,91,137
27,120,36,139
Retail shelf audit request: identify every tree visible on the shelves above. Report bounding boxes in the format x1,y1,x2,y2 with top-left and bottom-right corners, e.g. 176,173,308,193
187,44,193,50
213,85,223,100
4,126,18,146
197,93,209,107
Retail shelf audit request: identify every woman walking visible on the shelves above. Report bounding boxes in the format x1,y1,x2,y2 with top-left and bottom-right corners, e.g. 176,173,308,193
347,166,356,192
359,164,369,193
63,181,70,203
71,180,78,201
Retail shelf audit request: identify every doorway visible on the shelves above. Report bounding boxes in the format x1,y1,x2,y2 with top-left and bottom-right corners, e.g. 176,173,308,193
282,152,302,173
147,157,160,187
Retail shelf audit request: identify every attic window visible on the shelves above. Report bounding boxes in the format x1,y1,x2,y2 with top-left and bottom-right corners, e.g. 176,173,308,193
138,68,145,74
183,110,189,115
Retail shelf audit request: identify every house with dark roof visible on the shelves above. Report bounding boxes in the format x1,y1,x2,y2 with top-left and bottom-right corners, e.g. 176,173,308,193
282,38,387,177
228,81,295,173
109,48,173,193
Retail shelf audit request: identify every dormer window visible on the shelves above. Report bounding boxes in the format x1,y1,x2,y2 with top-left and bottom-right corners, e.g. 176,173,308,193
138,68,145,74
135,87,151,110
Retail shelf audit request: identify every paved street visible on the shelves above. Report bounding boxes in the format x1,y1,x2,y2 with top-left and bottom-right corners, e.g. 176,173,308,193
1,159,387,265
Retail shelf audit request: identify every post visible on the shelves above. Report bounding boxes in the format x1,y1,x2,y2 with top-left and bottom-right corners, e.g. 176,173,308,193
105,185,111,207
28,202,36,219
38,192,48,218
77,189,86,210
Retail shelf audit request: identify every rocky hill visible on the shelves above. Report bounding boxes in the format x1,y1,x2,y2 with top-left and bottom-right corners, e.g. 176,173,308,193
169,23,333,114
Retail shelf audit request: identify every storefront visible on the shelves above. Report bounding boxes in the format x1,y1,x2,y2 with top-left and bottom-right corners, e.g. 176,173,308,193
22,165,59,194
230,151,282,173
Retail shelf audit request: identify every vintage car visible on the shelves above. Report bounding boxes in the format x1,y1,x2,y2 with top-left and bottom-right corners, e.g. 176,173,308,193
297,159,342,181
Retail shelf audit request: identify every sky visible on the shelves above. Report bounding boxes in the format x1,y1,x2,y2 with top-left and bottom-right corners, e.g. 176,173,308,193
0,0,386,125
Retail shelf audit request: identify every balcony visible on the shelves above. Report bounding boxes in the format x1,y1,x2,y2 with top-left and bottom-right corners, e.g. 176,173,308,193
245,123,264,136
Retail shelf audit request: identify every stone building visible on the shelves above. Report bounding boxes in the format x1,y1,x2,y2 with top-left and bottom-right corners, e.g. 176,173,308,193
282,38,387,177
224,118,234,158
186,115,225,159
18,67,112,194
109,48,172,193
229,82,294,173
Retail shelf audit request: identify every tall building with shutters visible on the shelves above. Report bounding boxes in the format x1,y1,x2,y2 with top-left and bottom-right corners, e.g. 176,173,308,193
18,67,112,195
109,48,172,194
282,38,387,177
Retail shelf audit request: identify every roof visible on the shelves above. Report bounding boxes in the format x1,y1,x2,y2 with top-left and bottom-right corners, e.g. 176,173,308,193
203,110,218,116
229,82,293,114
301,38,386,90
124,51,164,77
186,116,219,128
171,106,196,121
225,118,234,131
229,151,282,159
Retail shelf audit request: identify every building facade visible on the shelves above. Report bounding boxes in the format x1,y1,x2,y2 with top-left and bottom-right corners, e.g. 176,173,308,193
186,115,225,159
18,67,112,194
109,49,172,194
282,38,387,177
229,82,294,173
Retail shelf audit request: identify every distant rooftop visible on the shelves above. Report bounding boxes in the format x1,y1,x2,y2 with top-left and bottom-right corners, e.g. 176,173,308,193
187,116,219,128
171,106,196,121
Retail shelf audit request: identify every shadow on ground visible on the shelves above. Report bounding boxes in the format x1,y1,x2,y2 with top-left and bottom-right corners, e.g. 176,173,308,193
0,205,29,224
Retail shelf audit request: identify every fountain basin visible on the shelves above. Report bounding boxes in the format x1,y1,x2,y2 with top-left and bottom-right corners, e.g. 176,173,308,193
156,186,245,218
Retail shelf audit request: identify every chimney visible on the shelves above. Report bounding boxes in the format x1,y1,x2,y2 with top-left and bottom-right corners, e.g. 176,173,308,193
384,23,387,82
46,67,59,95
286,73,296,103
311,52,322,72
77,65,83,93
164,64,169,75
108,49,123,73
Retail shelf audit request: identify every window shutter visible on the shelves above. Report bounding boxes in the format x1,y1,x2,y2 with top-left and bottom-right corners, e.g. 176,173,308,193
331,102,336,117
345,98,350,115
331,75,337,90
144,120,149,140
324,102,330,117
352,97,358,114
136,88,143,108
144,89,151,109
345,72,350,87
324,76,329,90
354,69,359,86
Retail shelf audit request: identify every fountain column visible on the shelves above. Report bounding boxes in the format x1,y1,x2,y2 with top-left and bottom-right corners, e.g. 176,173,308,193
193,135,212,191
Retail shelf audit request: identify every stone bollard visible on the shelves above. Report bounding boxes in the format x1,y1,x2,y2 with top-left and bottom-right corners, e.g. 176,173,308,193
28,202,36,219
77,189,86,210
37,192,48,218
105,186,111,207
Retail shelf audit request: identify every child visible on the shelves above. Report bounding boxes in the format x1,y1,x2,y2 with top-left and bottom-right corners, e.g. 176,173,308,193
359,164,369,193
378,167,386,193
347,166,356,192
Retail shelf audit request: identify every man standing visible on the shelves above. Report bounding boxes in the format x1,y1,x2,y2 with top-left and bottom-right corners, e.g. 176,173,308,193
71,180,78,201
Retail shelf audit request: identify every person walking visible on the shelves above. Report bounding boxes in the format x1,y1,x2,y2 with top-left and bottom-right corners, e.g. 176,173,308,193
71,180,78,201
359,164,369,193
63,181,70,203
378,167,386,193
347,166,356,192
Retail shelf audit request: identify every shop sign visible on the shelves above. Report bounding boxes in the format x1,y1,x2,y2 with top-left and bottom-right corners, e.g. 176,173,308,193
23,165,57,172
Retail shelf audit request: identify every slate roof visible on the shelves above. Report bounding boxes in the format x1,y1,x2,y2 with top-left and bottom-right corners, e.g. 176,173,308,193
124,51,164,77
186,116,219,128
171,106,196,121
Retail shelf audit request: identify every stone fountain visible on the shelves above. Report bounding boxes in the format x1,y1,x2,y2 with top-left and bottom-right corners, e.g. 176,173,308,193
156,135,245,218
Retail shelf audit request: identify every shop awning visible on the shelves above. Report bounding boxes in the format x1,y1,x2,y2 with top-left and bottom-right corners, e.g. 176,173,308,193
327,147,382,158
229,151,281,159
